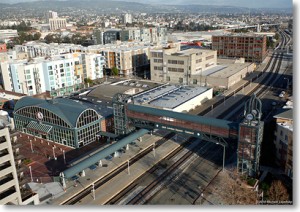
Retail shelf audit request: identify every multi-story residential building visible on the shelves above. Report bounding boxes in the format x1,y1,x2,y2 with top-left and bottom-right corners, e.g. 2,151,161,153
123,13,133,24
273,109,293,178
212,34,267,63
46,10,58,22
81,53,105,80
103,29,121,45
0,52,105,96
49,18,67,31
93,29,104,45
150,44,218,85
0,127,22,205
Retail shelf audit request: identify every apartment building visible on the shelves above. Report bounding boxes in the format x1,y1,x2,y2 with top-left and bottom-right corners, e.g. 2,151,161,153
81,53,105,80
150,44,217,85
123,13,133,24
274,109,293,178
212,34,267,63
0,127,22,205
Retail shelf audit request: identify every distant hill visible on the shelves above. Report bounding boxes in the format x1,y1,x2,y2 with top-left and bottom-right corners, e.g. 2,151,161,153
0,0,292,14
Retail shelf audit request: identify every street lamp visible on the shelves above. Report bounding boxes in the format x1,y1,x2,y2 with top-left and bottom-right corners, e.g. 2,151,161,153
52,147,56,160
216,143,226,172
63,150,66,164
91,183,95,200
29,166,33,182
284,78,290,90
127,160,130,175
30,140,33,153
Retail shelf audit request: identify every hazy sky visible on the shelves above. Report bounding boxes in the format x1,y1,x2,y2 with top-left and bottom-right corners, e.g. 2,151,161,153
1,0,294,8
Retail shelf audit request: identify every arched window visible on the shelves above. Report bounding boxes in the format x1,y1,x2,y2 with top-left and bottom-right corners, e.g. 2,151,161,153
15,106,71,128
76,109,99,128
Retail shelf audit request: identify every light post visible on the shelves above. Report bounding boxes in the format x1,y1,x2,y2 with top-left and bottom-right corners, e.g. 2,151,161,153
30,140,33,153
284,78,290,90
29,166,33,182
217,143,225,172
63,150,66,164
127,160,130,175
153,143,156,157
52,147,56,160
91,183,95,200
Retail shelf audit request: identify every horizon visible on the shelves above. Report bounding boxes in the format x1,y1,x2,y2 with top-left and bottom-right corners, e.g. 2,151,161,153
0,0,293,9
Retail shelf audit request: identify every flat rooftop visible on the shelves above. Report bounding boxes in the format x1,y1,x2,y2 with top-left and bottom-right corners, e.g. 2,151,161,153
87,79,163,101
134,85,210,110
169,48,215,56
193,63,252,78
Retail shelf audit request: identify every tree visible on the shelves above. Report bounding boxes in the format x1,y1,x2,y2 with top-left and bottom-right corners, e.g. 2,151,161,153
267,180,289,201
111,67,119,76
33,32,41,41
84,78,93,85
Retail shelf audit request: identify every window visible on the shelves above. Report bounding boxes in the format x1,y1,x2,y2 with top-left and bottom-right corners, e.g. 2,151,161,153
179,78,183,83
26,69,30,74
167,76,170,81
48,66,52,70
66,63,70,67
206,55,214,60
193,79,197,84
59,64,63,68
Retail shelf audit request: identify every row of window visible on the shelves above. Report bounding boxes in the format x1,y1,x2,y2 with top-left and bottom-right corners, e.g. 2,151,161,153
168,60,184,65
154,66,163,71
168,67,184,72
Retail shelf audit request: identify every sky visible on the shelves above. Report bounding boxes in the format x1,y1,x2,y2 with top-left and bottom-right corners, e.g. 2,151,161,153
0,0,294,8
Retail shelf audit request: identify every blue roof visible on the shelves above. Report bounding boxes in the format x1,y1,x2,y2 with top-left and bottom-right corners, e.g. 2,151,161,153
14,97,101,128
62,129,149,179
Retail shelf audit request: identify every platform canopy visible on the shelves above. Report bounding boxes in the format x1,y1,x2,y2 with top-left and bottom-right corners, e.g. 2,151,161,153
62,129,149,179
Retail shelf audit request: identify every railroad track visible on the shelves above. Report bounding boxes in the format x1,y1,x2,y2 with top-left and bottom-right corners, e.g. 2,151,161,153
62,132,176,205
105,136,198,204
198,29,289,117
126,141,220,205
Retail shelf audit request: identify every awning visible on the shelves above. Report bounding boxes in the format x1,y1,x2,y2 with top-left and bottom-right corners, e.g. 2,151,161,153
97,131,118,138
26,121,52,135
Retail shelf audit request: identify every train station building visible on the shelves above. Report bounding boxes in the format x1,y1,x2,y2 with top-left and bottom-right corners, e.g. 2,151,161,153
13,97,107,148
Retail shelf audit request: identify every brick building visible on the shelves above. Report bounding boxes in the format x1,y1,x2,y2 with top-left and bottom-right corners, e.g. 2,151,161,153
212,34,267,63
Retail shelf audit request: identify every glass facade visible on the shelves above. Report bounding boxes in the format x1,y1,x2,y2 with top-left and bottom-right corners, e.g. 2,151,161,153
14,106,102,148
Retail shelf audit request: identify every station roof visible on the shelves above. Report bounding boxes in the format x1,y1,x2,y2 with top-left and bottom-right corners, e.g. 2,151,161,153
14,96,102,128
62,129,149,179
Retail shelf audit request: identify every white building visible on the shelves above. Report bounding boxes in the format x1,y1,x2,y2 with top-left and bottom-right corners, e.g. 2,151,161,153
123,13,133,24
133,84,213,113
49,18,67,31
0,127,22,205
81,53,105,80
0,30,18,43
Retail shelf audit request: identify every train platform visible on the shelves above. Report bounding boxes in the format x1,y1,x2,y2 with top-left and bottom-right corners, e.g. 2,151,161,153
48,131,185,205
